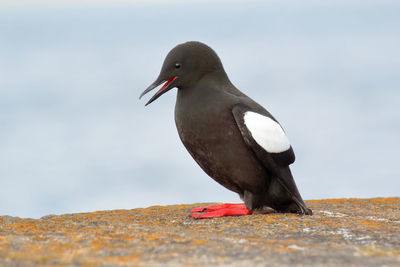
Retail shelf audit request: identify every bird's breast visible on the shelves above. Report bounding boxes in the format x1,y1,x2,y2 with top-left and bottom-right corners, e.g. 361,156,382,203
174,88,267,193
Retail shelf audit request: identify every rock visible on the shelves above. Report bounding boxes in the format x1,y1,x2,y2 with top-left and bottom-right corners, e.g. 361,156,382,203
0,198,399,266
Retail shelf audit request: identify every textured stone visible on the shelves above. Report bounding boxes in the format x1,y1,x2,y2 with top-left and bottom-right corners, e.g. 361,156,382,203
0,198,399,266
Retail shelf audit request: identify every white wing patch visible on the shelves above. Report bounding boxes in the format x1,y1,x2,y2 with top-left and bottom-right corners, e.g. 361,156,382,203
243,111,290,153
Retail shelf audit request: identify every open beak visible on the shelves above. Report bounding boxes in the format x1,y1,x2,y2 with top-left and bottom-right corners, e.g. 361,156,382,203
139,76,178,106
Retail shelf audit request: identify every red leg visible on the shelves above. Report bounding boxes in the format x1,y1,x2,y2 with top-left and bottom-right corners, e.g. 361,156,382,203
189,207,252,219
190,203,246,213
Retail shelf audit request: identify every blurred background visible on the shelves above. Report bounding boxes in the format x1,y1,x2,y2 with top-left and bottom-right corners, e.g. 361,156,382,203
0,0,399,218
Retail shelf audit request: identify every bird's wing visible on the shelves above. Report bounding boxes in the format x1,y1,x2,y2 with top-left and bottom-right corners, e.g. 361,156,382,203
231,104,295,174
232,104,311,214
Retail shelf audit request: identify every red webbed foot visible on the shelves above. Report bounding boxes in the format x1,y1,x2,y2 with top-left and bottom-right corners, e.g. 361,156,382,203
189,203,251,219
189,203,246,213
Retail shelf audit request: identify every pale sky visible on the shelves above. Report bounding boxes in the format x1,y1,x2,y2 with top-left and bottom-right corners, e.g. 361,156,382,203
0,1,399,218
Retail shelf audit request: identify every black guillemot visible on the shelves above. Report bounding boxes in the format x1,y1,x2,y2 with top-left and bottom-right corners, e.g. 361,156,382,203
140,41,312,218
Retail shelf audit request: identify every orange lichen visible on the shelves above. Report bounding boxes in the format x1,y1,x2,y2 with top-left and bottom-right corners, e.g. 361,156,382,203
0,197,399,266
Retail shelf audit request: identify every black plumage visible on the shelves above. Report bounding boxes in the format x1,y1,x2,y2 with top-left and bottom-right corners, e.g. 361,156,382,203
140,41,312,215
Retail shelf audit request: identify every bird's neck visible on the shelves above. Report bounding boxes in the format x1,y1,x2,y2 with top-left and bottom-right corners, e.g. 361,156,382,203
176,74,245,112
202,68,231,84
188,69,234,93
200,69,245,97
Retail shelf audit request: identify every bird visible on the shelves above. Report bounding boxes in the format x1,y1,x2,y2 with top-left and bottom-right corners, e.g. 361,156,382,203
140,41,312,218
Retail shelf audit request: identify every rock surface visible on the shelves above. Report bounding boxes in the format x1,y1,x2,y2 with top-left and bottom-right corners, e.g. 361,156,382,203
0,198,399,266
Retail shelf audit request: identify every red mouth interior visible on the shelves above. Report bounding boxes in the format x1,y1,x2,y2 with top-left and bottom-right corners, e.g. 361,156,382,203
156,76,178,95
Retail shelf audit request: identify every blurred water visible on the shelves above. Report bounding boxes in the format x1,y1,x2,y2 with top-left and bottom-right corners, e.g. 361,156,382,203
0,1,399,218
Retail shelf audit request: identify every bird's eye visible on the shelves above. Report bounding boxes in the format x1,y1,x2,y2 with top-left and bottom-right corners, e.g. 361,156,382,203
175,63,181,69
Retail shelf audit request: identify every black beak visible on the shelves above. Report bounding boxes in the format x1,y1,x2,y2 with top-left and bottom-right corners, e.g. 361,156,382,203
139,76,178,106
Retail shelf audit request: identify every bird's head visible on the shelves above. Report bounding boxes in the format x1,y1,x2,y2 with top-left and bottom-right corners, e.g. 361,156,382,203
139,41,224,106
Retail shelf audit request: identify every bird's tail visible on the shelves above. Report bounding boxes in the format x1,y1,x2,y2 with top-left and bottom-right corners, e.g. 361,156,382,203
275,168,312,215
